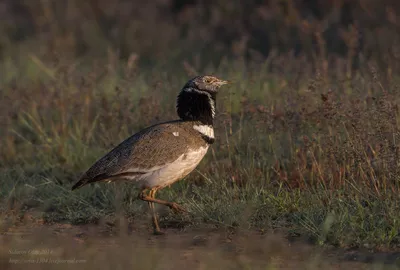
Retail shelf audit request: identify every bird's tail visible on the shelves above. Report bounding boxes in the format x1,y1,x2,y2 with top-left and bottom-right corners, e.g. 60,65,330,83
71,175,90,190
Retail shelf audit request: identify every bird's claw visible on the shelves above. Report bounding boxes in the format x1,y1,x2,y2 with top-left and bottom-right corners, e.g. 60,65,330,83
153,229,165,235
168,202,186,213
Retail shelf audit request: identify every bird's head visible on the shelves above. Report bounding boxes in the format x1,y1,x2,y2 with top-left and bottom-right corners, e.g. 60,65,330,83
184,75,229,94
177,75,229,125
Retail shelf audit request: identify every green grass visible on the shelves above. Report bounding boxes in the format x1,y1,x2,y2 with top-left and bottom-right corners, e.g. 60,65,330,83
2,52,400,255
2,2,400,269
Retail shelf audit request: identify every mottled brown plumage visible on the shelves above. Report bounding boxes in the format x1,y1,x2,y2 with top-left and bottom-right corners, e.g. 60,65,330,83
72,75,228,234
72,120,209,190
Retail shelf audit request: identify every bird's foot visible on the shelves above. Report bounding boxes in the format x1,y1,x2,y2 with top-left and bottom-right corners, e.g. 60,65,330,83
153,229,165,235
167,202,186,213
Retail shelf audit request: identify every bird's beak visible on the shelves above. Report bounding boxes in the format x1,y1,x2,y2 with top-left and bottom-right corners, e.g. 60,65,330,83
216,80,229,86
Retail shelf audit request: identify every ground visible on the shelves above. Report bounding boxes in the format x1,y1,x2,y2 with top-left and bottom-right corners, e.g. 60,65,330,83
1,219,399,270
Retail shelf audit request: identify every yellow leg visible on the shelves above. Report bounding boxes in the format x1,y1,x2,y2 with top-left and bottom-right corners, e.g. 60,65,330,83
138,188,187,235
139,189,186,213
148,189,163,235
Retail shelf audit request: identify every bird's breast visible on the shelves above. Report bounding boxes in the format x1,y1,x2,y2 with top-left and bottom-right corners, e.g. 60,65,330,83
141,145,209,189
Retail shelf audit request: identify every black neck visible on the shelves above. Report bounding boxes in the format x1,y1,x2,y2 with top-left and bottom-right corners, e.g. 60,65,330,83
176,87,216,126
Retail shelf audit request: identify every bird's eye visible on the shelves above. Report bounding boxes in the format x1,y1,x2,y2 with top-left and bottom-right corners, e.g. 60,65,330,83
204,78,212,83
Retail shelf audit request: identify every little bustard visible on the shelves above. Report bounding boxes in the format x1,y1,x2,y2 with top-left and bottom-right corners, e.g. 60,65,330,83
72,75,228,234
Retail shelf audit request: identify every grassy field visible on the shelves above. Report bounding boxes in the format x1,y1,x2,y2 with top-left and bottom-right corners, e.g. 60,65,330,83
2,54,400,268
2,1,400,269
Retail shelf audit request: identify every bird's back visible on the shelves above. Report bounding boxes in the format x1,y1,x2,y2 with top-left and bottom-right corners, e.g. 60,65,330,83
72,120,209,190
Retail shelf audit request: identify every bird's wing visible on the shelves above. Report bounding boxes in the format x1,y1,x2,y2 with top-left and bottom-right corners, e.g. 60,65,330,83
72,122,201,189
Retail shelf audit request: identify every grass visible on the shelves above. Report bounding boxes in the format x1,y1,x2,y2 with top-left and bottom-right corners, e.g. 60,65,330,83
2,1,400,268
2,53,400,256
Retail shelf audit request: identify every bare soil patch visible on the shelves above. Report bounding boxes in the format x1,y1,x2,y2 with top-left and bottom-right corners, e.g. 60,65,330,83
2,220,397,270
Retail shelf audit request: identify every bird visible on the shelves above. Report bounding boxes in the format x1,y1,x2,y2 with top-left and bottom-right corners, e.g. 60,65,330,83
71,75,228,234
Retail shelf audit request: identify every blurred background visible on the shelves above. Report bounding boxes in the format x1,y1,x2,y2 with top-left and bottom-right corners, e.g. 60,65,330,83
1,0,399,67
